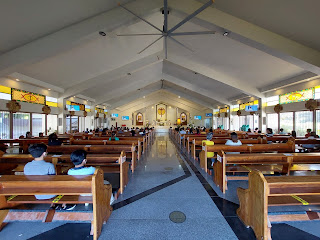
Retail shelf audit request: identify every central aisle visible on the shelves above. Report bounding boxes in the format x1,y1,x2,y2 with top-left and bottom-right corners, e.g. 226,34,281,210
100,133,239,240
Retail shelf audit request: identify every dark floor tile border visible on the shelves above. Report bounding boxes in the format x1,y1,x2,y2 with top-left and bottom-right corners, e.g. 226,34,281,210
174,140,257,240
174,138,320,240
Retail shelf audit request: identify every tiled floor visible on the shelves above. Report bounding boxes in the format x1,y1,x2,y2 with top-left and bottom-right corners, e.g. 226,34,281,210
0,133,319,240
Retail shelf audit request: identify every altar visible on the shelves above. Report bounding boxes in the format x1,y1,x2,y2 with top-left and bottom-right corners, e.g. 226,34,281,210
154,125,170,133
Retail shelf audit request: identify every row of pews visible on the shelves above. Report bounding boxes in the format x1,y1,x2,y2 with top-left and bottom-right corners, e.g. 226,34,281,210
0,130,155,240
170,128,320,240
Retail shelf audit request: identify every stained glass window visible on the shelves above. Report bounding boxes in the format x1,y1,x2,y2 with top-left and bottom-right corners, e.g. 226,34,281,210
12,89,45,105
280,88,314,104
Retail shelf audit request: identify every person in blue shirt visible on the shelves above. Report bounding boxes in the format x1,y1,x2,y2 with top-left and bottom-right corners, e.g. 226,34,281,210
68,150,96,176
24,143,56,200
67,150,115,207
109,132,119,141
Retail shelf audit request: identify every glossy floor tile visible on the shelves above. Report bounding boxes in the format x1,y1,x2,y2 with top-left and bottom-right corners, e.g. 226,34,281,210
1,132,319,240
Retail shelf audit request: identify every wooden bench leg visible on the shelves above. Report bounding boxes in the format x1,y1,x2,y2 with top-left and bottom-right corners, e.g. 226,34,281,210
43,208,56,223
237,171,270,240
0,210,9,231
92,170,113,240
199,151,205,169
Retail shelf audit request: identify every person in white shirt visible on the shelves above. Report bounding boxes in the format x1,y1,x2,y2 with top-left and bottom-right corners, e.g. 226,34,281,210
179,128,187,139
279,128,285,134
225,132,242,154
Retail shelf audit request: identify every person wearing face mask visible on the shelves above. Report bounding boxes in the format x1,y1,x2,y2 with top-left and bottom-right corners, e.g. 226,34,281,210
24,144,56,200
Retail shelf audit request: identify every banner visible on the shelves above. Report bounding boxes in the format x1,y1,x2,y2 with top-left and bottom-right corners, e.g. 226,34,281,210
12,88,45,105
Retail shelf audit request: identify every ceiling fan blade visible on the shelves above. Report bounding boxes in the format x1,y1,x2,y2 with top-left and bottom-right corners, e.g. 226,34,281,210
171,31,215,36
169,36,194,52
167,0,214,34
138,36,163,54
117,33,163,36
118,3,163,33
163,0,168,33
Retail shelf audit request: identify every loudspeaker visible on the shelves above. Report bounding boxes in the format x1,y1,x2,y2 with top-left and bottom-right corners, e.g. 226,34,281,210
58,118,62,126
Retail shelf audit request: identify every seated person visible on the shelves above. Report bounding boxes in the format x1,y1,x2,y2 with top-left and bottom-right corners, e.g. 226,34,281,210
0,143,7,153
48,133,62,146
68,150,115,205
291,130,297,138
225,132,242,154
305,128,312,138
266,128,274,137
24,144,56,200
38,132,44,137
131,128,136,136
247,128,251,133
26,131,32,138
279,128,285,134
109,132,119,141
139,129,146,136
302,131,320,151
202,132,214,166
179,128,186,139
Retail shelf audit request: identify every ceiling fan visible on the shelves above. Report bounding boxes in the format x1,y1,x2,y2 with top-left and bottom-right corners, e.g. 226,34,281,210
117,0,216,59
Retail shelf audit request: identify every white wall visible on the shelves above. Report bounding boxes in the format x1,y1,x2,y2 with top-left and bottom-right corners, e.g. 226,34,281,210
108,103,209,128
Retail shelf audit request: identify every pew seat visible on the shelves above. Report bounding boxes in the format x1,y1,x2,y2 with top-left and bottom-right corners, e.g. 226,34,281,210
0,152,129,194
237,171,320,240
0,169,112,240
215,151,320,193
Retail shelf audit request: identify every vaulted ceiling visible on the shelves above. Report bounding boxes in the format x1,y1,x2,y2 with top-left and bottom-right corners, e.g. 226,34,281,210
1,0,319,110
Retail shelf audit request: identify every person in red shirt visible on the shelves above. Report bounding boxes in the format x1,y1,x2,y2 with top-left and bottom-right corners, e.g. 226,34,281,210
305,128,312,138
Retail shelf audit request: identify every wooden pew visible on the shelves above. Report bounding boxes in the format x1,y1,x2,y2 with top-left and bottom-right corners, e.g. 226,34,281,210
179,133,229,147
0,169,112,240
0,152,129,194
190,138,267,159
47,145,138,172
0,138,49,153
70,139,142,160
89,136,146,153
237,171,320,240
200,141,295,172
215,151,320,193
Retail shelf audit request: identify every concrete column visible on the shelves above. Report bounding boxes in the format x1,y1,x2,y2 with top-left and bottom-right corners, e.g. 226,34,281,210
57,98,66,134
260,98,267,132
